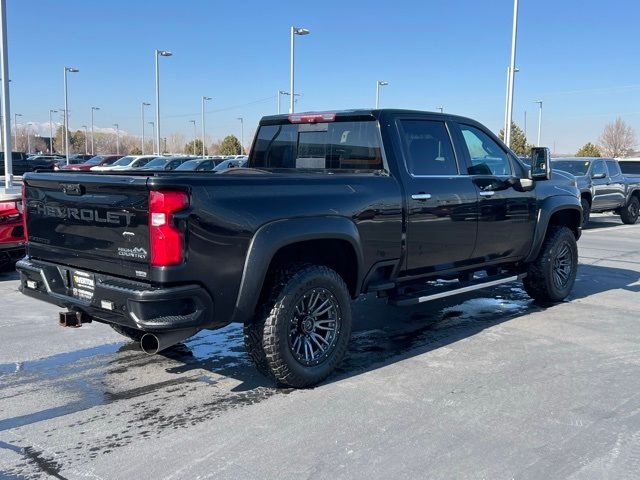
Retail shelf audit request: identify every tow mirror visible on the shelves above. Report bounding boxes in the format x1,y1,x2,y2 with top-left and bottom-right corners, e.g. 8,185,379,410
530,147,552,180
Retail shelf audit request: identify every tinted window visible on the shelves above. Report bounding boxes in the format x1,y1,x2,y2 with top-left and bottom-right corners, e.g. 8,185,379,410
250,121,383,171
144,158,166,168
113,156,136,166
400,120,457,175
176,160,198,170
460,124,512,176
592,160,607,177
619,161,640,175
196,161,214,171
605,160,621,176
551,160,590,176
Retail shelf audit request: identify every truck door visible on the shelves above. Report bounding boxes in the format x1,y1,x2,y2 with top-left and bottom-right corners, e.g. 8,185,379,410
396,117,478,273
455,123,537,262
590,160,612,210
605,160,627,208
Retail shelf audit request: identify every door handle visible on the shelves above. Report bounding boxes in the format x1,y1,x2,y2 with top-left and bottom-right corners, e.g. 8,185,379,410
411,193,432,201
479,191,495,197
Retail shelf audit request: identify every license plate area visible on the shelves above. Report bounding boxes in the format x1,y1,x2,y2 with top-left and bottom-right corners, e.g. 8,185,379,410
70,269,95,301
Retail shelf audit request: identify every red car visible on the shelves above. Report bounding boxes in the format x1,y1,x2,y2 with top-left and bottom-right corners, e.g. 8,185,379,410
0,196,24,272
62,154,122,171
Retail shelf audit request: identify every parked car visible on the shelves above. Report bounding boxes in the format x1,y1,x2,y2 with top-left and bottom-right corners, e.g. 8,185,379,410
0,152,56,175
138,156,194,171
0,196,24,272
551,157,640,224
91,155,156,172
53,154,93,170
19,109,582,388
61,155,123,171
174,158,218,171
213,158,247,171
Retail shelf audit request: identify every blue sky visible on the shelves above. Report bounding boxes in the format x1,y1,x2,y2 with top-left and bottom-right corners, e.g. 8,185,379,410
6,0,640,152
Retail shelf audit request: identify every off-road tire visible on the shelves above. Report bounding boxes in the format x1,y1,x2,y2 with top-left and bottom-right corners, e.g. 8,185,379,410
581,197,591,226
523,226,578,303
244,265,352,388
620,196,639,225
110,324,145,342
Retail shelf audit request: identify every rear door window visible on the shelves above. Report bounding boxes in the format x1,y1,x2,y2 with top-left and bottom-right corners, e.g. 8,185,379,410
399,120,458,175
605,160,622,176
250,121,383,171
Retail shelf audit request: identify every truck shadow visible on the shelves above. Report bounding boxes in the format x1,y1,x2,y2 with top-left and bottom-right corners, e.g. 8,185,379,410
163,262,640,389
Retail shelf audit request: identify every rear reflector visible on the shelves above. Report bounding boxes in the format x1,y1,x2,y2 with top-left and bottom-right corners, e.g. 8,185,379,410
288,112,336,124
149,190,189,266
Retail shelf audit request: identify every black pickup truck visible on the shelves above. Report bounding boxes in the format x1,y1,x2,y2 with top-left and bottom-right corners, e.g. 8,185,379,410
551,157,640,225
18,110,582,387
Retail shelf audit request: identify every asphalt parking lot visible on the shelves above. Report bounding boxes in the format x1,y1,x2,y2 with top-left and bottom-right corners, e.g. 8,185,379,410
0,215,639,480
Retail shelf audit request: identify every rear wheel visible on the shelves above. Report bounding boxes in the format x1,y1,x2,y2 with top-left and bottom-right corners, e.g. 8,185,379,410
110,324,145,342
620,196,639,225
581,197,591,226
244,265,352,388
523,226,578,303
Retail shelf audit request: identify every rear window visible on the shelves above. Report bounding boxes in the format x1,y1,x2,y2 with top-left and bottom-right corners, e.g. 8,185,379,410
250,120,383,171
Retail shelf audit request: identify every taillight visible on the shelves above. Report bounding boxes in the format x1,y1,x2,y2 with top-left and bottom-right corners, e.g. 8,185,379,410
149,190,189,266
288,112,336,124
21,183,28,241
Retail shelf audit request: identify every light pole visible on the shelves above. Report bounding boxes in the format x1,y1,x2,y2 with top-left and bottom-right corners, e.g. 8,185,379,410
81,125,88,154
12,112,20,148
437,106,444,113
290,26,309,114
0,0,14,190
534,100,543,147
504,0,519,148
277,90,288,114
48,109,57,153
26,122,32,153
113,123,119,155
237,117,244,155
375,80,388,109
155,49,172,155
90,106,99,155
189,120,196,154
148,121,155,153
201,96,211,158
140,101,150,154
63,66,79,164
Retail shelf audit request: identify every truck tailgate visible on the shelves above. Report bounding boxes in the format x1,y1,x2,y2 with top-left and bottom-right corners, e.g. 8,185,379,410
24,174,151,279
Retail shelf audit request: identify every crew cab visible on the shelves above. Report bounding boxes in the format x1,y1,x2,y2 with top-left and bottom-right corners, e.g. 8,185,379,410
18,110,582,388
551,157,640,224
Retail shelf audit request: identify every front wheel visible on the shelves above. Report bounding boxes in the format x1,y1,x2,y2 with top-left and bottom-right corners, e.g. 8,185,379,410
620,196,639,225
244,265,352,388
523,226,578,303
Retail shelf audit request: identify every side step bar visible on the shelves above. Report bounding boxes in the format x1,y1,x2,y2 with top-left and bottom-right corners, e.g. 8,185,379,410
389,273,526,307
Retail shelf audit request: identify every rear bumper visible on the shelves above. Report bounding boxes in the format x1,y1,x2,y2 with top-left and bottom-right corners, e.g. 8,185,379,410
16,258,214,332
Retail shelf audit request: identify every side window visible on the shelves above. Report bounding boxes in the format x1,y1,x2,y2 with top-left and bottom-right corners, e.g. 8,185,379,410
400,120,458,176
591,160,607,177
605,160,621,176
459,124,513,176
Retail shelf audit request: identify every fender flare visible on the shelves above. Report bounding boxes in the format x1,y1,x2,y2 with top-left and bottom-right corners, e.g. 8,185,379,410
524,195,582,263
231,216,364,324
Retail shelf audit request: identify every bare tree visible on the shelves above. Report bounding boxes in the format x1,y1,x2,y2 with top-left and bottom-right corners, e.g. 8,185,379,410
599,117,636,158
